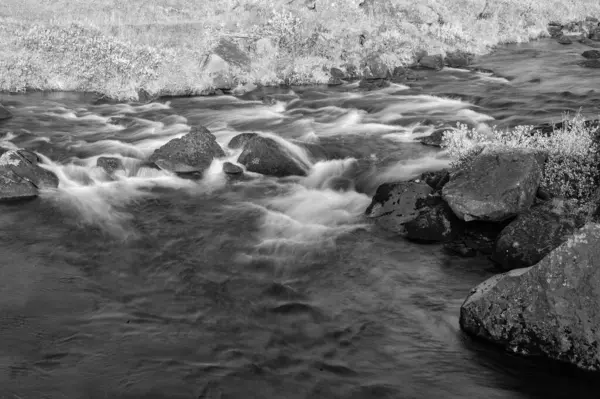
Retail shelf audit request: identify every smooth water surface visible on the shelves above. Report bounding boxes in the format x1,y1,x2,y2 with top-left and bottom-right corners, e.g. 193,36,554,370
0,39,599,399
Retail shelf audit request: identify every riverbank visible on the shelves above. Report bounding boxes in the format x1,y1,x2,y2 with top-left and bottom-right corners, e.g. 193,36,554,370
1,0,599,101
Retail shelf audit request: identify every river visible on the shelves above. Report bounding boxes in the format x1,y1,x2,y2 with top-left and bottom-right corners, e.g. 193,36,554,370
0,39,599,399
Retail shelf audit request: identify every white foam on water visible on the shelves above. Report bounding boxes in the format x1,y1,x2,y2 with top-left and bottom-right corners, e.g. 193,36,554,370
381,124,434,142
0,132,20,149
37,153,199,238
455,109,495,124
258,132,314,170
302,158,358,190
477,73,510,84
250,185,370,258
376,152,451,185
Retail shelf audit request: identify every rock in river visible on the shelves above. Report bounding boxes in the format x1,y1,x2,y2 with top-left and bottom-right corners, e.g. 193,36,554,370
460,224,600,372
237,136,308,177
0,149,59,201
0,103,11,120
148,126,225,174
491,200,578,271
365,181,433,236
442,147,544,222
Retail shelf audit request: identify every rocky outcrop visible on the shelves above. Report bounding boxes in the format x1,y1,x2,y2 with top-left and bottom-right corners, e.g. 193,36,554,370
0,149,59,201
148,126,225,174
237,136,308,177
442,147,544,222
228,133,258,150
491,201,579,270
0,104,11,120
460,224,600,372
97,157,124,174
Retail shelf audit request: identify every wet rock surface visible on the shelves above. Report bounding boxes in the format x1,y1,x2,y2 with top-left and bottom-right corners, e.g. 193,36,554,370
442,147,544,222
149,125,225,174
237,136,308,177
460,224,600,372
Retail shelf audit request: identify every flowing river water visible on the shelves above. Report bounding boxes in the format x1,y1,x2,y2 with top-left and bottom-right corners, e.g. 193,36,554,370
0,39,599,399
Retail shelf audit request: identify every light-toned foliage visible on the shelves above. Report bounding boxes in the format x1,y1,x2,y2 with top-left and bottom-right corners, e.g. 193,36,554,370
441,113,600,202
1,0,600,99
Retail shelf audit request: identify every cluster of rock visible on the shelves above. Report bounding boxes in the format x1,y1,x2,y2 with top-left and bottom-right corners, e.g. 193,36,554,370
364,137,600,372
548,17,600,68
364,145,576,264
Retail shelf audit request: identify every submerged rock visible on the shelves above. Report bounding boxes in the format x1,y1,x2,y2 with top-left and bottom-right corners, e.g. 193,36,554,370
491,201,578,270
97,157,124,174
442,147,544,222
149,125,225,174
557,35,573,44
460,224,600,371
579,59,600,68
228,132,258,150
0,104,11,120
0,149,59,201
237,136,308,177
582,49,600,59
223,162,243,175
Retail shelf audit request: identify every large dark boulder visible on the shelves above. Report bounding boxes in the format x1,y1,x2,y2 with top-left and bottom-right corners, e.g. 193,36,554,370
491,201,579,271
460,224,600,371
442,147,544,222
0,149,59,201
0,104,11,120
365,181,433,235
148,126,225,174
237,136,308,177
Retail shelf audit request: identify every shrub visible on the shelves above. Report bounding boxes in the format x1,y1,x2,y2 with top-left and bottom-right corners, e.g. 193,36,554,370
441,113,600,202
